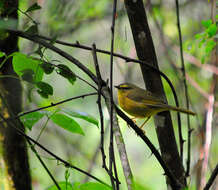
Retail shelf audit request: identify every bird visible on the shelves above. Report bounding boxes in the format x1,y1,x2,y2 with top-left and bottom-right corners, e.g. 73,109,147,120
115,83,196,128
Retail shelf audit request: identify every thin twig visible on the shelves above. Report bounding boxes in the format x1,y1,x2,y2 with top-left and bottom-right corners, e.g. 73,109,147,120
175,0,191,174
109,0,119,189
91,44,110,175
8,29,98,84
0,92,97,124
8,29,183,123
0,93,61,190
17,8,38,25
28,140,61,190
0,113,110,187
92,44,134,189
103,88,134,190
6,28,187,188
6,29,174,92
115,106,183,189
40,61,98,91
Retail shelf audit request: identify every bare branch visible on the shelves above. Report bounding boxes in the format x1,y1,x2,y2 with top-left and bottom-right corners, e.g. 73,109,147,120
0,113,110,187
0,93,97,124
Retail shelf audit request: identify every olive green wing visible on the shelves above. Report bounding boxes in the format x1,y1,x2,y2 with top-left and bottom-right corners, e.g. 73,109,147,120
127,88,166,105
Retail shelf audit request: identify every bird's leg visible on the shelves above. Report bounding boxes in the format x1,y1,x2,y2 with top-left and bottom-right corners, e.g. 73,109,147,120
139,116,151,129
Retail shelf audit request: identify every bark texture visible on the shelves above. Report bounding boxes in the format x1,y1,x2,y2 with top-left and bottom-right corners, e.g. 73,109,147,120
0,0,32,189
124,0,186,189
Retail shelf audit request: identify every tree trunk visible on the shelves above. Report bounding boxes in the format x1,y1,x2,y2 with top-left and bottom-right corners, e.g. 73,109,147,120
0,0,32,189
124,0,186,189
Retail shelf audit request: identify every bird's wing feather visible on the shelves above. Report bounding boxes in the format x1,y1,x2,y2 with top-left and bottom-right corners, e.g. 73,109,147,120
127,88,166,106
125,87,196,115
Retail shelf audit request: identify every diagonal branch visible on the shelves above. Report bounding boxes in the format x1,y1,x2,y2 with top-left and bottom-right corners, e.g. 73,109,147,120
0,93,97,124
6,27,185,189
115,106,183,189
0,113,110,187
203,164,218,190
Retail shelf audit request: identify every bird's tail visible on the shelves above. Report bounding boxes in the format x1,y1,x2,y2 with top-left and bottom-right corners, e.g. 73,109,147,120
167,105,196,115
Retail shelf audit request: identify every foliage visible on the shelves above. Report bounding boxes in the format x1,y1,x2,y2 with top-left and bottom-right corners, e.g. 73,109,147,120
20,111,45,130
50,112,85,135
19,108,98,136
62,109,98,128
56,64,76,85
25,3,41,13
8,51,78,98
186,18,217,63
0,1,216,190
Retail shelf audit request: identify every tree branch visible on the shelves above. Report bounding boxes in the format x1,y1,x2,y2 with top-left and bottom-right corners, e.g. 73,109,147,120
0,113,110,187
124,0,186,188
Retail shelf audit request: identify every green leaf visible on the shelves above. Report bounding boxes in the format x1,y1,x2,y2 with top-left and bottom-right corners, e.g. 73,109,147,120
56,64,76,85
205,40,216,53
40,62,55,74
20,111,44,130
20,69,35,83
201,19,212,28
198,38,206,48
194,33,202,40
36,81,53,98
78,182,112,190
62,109,98,128
206,24,217,37
51,113,84,135
46,181,72,190
26,3,41,13
194,32,206,40
0,51,5,58
12,52,43,82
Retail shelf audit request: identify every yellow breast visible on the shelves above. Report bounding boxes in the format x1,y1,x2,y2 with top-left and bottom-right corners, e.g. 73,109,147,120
117,90,152,118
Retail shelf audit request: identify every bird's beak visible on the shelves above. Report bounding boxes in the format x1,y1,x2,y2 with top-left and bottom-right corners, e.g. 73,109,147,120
114,85,120,89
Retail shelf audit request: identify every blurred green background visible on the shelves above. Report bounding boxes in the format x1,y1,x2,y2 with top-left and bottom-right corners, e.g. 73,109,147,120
14,0,218,189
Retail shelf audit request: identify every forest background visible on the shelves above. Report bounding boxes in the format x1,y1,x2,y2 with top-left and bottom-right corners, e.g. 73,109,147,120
0,0,217,190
